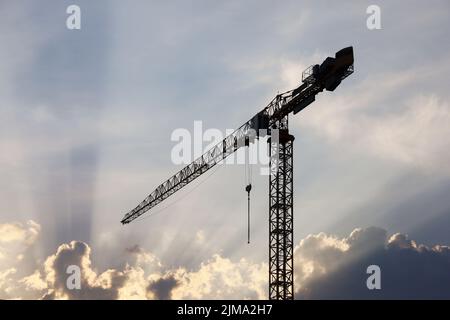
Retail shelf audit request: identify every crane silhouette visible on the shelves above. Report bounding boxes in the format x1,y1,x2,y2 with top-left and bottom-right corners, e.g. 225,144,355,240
121,47,354,300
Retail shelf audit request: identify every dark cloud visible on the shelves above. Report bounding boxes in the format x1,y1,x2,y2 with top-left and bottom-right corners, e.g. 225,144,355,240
295,227,450,299
43,241,127,300
147,275,179,300
125,244,143,254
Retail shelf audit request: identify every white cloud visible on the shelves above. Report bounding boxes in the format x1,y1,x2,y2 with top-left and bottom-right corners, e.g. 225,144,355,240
295,64,450,174
171,254,267,299
0,220,40,245
195,230,205,244
2,220,450,299
0,220,40,299
0,220,268,299
0,220,40,267
20,270,47,291
366,95,450,171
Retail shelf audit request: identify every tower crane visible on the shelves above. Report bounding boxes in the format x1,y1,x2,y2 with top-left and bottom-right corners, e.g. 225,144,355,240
121,47,354,300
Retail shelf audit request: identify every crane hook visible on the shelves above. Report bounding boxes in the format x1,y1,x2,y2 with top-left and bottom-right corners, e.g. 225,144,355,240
246,184,252,244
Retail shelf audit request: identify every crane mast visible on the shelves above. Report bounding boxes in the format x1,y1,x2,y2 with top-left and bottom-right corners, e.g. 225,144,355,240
121,47,354,300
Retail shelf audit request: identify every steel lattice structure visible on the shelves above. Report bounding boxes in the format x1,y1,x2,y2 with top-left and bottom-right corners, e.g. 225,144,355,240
269,120,295,300
121,47,354,300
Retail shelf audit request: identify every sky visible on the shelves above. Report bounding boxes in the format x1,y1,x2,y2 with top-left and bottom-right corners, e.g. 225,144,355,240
1,0,450,299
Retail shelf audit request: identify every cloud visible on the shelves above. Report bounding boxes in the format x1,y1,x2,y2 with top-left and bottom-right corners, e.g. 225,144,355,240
19,270,47,291
0,220,40,246
48,245,266,300
0,268,18,297
41,241,127,300
29,242,266,300
170,254,267,299
0,220,40,268
0,220,40,299
296,63,450,175
295,227,450,299
195,230,205,244
0,221,268,299
1,220,450,299
147,275,179,300
125,244,143,254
